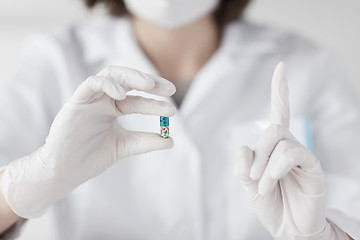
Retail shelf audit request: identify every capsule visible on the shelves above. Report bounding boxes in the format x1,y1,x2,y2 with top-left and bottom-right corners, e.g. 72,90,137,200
160,116,169,138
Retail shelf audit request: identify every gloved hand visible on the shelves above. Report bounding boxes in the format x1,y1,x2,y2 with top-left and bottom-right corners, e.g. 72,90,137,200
0,66,176,219
235,63,349,240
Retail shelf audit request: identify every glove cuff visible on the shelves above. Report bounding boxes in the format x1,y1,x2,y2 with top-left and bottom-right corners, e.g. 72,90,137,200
0,149,55,219
309,221,349,240
325,220,351,240
290,220,349,240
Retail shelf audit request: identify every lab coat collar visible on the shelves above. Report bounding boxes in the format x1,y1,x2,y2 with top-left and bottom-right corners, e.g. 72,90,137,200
178,19,279,116
80,16,278,71
102,17,278,116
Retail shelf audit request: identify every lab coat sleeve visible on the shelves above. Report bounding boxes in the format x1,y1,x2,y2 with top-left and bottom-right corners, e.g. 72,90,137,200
0,35,64,238
308,51,360,239
0,35,64,166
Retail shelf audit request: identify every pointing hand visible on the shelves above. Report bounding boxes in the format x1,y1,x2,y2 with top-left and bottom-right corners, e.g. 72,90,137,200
236,62,349,240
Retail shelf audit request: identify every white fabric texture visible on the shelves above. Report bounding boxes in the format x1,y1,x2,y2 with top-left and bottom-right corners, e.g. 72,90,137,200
0,16,359,239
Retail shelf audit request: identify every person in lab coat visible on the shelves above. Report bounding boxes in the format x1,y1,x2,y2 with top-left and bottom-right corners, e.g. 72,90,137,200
0,0,359,239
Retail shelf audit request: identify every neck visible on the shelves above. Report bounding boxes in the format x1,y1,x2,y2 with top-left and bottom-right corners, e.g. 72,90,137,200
132,15,220,84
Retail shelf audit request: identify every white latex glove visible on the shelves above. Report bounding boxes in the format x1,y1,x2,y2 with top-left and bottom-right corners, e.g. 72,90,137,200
235,63,350,240
0,66,176,219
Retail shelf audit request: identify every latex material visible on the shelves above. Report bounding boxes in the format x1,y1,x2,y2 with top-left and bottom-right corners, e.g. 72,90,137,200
123,0,220,29
0,66,176,219
236,63,349,240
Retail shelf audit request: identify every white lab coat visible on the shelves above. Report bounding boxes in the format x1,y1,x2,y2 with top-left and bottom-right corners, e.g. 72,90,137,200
1,16,360,239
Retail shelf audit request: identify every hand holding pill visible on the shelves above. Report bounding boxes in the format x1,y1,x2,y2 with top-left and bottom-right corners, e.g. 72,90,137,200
0,66,177,219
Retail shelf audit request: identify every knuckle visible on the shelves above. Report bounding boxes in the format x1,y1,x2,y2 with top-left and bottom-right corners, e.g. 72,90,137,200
106,66,115,76
98,65,114,77
85,75,101,90
85,75,97,82
266,123,292,141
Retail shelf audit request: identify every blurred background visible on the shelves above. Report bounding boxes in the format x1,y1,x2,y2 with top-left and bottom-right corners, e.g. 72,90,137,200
0,0,359,239
1,0,360,90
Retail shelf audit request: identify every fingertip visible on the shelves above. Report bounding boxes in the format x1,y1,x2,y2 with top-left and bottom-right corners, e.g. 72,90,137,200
169,106,177,117
129,132,174,154
149,100,177,117
272,62,286,84
162,103,177,117
237,146,253,166
151,75,177,97
249,167,261,181
168,82,176,96
237,146,253,158
238,145,250,153
271,61,290,128
161,136,174,149
275,62,286,74
236,146,254,178
159,78,176,96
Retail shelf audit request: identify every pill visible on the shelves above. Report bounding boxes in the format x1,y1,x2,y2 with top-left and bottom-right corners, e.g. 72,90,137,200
160,116,169,138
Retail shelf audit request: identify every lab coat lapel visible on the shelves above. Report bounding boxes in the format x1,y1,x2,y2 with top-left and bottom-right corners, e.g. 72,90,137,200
179,20,277,118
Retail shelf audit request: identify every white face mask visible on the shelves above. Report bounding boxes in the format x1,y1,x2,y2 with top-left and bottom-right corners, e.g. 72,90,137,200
123,0,220,29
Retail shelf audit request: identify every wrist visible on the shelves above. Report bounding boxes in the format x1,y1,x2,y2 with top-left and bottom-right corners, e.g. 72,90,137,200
0,171,20,233
291,221,350,240
1,150,54,219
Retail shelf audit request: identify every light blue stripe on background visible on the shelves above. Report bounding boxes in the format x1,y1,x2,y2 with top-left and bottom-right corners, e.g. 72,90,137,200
304,117,313,152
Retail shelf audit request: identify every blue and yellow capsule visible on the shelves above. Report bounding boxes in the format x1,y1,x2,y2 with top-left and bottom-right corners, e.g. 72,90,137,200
160,116,169,138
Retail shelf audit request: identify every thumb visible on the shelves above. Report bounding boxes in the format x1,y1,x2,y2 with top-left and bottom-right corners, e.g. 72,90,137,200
119,131,174,159
271,62,290,129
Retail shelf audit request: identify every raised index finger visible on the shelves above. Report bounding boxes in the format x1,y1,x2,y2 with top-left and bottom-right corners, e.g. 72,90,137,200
271,62,290,128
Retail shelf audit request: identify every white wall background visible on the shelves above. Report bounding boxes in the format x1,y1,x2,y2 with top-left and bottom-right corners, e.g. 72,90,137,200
0,0,359,239
246,0,360,90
